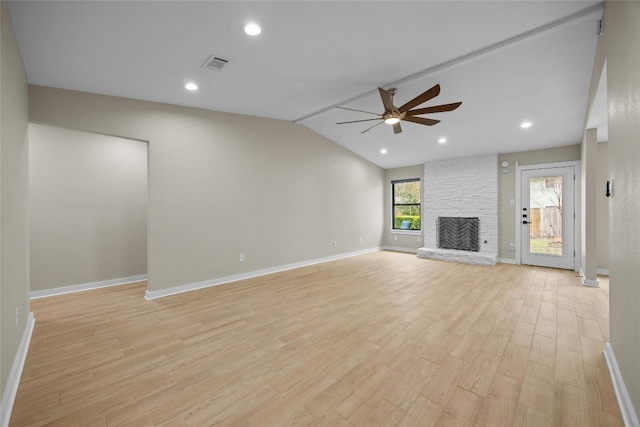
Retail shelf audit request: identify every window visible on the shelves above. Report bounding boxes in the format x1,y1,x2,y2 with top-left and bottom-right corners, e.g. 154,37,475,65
392,178,421,230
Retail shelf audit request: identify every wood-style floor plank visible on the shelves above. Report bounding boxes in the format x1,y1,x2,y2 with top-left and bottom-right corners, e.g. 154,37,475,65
9,252,623,426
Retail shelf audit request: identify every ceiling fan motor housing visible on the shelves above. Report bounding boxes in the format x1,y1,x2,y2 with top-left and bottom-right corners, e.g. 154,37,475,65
336,84,461,134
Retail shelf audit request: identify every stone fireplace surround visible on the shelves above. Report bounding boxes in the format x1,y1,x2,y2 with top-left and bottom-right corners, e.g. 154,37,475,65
417,154,498,266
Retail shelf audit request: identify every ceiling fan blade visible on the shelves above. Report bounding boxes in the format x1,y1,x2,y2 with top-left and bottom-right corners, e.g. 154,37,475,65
378,87,395,112
398,84,441,113
336,106,382,117
392,122,402,134
336,118,383,125
361,121,384,134
405,102,462,116
402,116,441,126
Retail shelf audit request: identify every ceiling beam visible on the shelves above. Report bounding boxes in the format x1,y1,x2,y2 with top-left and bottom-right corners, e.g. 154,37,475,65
293,3,604,125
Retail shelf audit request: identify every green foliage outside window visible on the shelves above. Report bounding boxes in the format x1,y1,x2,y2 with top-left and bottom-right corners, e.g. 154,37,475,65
392,179,421,230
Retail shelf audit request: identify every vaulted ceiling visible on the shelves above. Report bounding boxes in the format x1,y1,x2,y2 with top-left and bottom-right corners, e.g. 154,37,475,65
7,1,603,168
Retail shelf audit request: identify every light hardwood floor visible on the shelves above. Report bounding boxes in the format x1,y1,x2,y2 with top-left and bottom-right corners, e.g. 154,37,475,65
10,251,623,426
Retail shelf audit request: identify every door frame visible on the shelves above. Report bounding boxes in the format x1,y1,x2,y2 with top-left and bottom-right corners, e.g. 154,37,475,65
515,160,581,271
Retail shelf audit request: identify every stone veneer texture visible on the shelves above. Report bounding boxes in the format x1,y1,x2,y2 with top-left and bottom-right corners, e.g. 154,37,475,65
423,154,498,256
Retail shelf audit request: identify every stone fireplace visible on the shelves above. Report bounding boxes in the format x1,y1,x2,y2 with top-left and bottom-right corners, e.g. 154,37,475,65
417,154,498,265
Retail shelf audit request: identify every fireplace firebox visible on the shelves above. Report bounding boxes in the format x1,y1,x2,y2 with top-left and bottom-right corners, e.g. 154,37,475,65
437,217,480,252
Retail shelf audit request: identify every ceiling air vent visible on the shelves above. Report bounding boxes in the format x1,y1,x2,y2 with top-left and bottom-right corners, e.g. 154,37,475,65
201,54,231,71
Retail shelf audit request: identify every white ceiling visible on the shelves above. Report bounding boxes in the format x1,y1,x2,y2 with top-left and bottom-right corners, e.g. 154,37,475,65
7,1,603,169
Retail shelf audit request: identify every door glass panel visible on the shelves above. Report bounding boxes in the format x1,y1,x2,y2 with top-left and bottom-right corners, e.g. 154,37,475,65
529,176,563,255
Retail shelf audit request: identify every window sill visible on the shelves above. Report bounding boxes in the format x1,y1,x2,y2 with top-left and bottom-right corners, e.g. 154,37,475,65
390,229,421,236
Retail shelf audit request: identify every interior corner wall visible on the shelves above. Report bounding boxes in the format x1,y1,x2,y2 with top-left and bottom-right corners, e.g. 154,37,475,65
596,141,609,272
382,164,424,251
0,0,30,403
580,128,598,283
28,85,386,294
600,0,640,419
28,124,148,292
497,145,581,261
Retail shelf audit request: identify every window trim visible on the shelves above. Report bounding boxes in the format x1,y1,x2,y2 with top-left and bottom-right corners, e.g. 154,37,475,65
390,228,421,236
391,178,421,232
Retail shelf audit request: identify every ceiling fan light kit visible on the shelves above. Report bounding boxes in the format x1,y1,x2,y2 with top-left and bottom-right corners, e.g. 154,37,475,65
336,84,462,135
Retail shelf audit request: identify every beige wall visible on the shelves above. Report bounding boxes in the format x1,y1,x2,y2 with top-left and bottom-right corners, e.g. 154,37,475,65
596,141,609,272
600,1,640,418
28,124,148,292
497,145,581,261
0,0,30,401
382,164,424,251
28,86,385,293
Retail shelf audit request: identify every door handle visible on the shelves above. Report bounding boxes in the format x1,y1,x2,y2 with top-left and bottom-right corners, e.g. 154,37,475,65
522,220,531,225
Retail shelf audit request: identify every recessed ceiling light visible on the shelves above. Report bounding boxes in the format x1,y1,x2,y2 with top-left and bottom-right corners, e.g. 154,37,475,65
243,22,262,36
185,82,198,91
520,121,533,129
438,137,447,144
380,148,387,154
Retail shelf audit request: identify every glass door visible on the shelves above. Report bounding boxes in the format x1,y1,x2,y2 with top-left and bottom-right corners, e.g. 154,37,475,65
520,166,575,269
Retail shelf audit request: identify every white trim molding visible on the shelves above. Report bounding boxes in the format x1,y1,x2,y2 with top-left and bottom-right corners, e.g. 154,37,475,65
497,258,516,264
389,230,421,236
579,268,600,287
604,343,640,427
29,274,148,299
145,248,381,300
1,312,35,427
597,268,610,276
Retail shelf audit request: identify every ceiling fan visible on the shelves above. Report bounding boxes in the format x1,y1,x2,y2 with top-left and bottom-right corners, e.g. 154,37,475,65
336,84,462,134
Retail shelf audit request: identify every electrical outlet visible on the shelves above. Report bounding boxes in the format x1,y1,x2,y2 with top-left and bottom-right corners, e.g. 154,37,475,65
394,235,398,241
333,241,338,248
239,253,245,262
509,243,515,250
359,237,363,243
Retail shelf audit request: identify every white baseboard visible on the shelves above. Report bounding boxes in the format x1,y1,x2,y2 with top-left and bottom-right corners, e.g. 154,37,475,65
497,257,516,264
1,312,35,427
582,278,600,287
579,268,600,287
145,248,381,300
597,268,610,276
380,246,419,254
30,274,148,299
604,343,640,427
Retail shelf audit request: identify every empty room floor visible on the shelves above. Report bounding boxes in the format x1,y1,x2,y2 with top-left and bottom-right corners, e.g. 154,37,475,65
10,251,623,426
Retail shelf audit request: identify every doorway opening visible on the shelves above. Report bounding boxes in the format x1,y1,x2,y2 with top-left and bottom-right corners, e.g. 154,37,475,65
28,124,149,297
